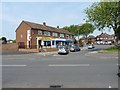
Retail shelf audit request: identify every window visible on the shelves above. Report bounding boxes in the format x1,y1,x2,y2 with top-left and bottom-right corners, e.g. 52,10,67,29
38,30,42,35
60,33,65,38
21,34,23,38
52,32,58,37
66,35,69,38
69,35,73,39
44,31,50,36
44,41,51,46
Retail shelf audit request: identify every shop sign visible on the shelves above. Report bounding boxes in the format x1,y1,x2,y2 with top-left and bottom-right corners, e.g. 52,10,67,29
38,37,52,41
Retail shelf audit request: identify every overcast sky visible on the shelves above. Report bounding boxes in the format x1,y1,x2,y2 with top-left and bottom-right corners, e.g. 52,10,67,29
1,2,114,40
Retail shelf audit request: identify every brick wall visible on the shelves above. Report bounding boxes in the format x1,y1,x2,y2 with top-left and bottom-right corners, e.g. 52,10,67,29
2,43,18,52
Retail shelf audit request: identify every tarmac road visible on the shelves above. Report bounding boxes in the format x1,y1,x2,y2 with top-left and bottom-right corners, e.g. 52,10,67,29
2,45,119,88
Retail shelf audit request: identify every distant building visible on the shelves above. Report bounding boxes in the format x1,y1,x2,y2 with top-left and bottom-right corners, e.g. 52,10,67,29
96,33,115,45
7,40,13,43
80,35,96,45
16,20,74,50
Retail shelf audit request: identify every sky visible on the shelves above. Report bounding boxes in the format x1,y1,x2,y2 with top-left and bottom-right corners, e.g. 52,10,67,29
1,2,114,40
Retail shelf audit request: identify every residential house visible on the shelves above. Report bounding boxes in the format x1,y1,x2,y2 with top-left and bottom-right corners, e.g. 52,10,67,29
7,40,13,43
96,33,115,44
80,35,96,45
16,21,74,50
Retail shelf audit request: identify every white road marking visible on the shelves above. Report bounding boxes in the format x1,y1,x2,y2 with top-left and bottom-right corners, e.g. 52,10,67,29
53,55,60,56
0,65,27,67
48,64,90,67
116,64,120,66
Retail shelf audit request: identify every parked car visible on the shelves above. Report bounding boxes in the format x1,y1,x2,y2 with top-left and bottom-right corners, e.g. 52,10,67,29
70,45,80,52
88,44,95,49
58,46,69,55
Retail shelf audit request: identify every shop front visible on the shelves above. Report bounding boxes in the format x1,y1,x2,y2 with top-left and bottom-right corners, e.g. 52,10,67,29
52,38,66,48
37,37,73,49
37,37,52,49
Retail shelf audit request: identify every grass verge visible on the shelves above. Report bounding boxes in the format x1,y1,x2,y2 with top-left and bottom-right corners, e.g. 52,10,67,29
99,45,120,53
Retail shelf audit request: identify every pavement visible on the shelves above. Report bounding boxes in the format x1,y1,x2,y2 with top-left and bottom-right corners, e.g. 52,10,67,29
1,45,119,88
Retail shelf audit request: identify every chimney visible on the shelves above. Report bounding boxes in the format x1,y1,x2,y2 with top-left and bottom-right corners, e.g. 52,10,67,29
43,22,46,26
57,26,59,29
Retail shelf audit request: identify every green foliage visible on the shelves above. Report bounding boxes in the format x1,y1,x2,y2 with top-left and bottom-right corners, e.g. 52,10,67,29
85,1,119,39
13,40,16,43
101,46,120,52
80,23,95,37
1,37,7,44
63,25,79,36
63,23,95,37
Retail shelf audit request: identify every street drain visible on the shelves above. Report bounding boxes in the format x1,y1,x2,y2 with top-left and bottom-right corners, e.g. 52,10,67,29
49,85,62,88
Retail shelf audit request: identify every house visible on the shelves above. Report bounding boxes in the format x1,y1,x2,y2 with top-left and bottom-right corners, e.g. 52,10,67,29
80,35,96,45
96,33,115,45
16,21,74,50
7,40,13,43
87,35,96,44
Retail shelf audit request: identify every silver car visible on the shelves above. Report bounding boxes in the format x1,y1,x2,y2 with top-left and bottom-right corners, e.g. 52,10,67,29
58,46,69,55
70,45,80,52
88,44,95,49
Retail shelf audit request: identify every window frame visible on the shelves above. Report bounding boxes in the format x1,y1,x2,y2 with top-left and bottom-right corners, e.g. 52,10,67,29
52,32,58,37
60,33,65,38
38,30,42,35
44,31,50,36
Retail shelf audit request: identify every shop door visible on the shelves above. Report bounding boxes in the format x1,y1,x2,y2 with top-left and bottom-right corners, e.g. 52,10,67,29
38,40,41,48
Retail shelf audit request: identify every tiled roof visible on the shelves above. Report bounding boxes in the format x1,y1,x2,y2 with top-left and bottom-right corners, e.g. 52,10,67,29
23,21,73,35
88,35,95,39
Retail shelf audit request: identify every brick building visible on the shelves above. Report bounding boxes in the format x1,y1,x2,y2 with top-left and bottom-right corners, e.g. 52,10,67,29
16,21,74,50
96,33,115,44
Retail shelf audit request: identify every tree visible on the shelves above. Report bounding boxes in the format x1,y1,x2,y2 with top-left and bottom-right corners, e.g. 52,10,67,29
80,23,95,37
85,1,120,42
63,25,79,36
63,23,95,38
13,40,16,43
2,37,7,44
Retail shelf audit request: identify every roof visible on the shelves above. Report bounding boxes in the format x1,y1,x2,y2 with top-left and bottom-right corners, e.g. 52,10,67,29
22,20,73,35
88,35,95,39
96,33,111,38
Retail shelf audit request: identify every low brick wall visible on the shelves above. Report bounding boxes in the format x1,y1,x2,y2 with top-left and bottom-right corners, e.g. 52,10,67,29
40,48,58,52
19,48,58,53
2,43,18,52
19,49,39,53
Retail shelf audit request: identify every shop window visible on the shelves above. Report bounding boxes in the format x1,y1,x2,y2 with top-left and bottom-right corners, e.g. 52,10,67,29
44,41,51,46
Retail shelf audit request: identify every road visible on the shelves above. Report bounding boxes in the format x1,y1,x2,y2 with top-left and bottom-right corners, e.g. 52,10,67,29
2,45,119,88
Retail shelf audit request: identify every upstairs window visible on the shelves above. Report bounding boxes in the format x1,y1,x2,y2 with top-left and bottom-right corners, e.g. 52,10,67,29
60,33,65,38
69,35,73,39
66,35,69,38
38,30,42,35
52,32,58,37
44,31,50,36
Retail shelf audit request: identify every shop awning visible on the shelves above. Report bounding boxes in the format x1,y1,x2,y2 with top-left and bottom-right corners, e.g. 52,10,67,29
66,40,73,43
